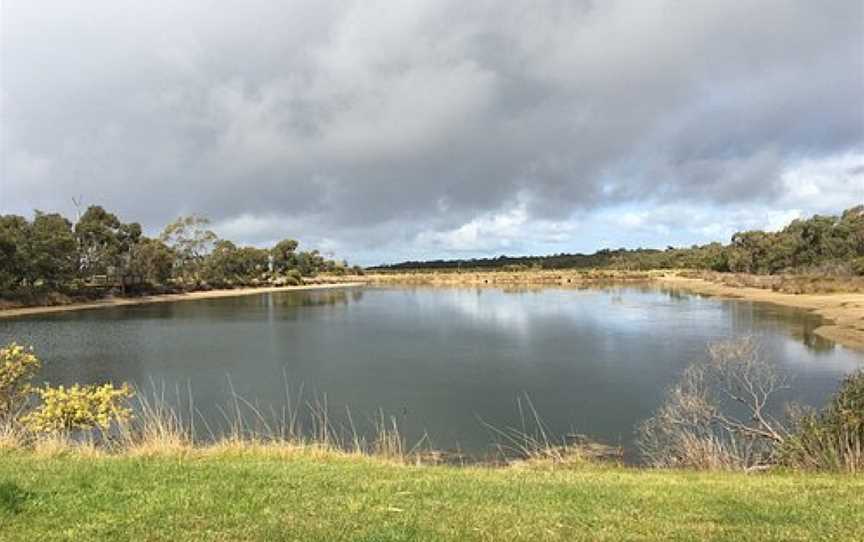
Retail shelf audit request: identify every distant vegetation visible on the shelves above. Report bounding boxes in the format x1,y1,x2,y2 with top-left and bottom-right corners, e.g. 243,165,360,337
373,206,864,275
0,205,362,305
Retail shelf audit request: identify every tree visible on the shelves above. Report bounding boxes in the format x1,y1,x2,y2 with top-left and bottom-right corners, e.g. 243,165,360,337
727,231,773,273
235,246,269,280
202,240,239,286
75,205,122,276
203,240,269,285
841,206,864,256
296,250,325,276
28,212,78,289
0,215,30,292
75,206,142,290
271,239,299,273
159,215,217,284
126,238,175,286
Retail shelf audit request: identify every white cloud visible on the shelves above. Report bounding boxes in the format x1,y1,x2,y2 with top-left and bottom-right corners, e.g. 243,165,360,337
779,152,864,212
1,0,861,264
416,202,528,252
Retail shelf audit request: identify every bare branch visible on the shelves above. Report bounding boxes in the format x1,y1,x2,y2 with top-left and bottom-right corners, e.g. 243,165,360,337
637,337,792,469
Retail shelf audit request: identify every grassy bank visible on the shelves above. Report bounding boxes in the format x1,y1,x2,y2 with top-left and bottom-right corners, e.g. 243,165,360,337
0,448,861,542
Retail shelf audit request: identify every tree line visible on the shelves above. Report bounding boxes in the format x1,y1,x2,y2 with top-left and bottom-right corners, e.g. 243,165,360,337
372,206,864,275
0,205,361,299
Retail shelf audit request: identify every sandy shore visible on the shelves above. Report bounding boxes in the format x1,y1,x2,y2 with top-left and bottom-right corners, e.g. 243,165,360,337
366,271,864,351
0,283,363,319
3,272,862,352
658,275,864,352
362,269,656,286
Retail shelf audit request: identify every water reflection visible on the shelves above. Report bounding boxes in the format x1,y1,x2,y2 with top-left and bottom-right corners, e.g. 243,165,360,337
0,285,858,456
658,286,839,355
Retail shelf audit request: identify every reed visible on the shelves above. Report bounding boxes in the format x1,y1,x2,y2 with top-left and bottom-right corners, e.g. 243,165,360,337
1,378,615,469
480,393,622,467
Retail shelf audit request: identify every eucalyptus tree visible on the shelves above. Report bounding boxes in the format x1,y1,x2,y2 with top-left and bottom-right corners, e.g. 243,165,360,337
295,250,325,276
270,239,299,274
159,215,218,285
0,215,30,292
74,206,142,286
203,240,269,285
126,238,175,287
29,212,78,289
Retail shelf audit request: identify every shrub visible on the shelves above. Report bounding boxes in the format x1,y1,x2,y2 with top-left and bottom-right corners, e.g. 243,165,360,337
285,269,303,286
637,337,790,469
22,383,133,434
779,370,864,472
0,343,40,419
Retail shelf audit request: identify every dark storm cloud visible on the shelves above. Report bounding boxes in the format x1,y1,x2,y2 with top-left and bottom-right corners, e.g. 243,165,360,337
1,0,862,260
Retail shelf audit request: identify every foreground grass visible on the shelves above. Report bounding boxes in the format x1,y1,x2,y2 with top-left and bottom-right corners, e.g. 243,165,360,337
0,450,861,541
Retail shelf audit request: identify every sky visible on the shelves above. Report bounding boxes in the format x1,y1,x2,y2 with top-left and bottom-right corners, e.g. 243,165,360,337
1,1,863,265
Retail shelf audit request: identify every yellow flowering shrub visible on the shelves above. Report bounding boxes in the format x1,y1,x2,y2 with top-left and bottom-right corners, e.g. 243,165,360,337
22,383,134,433
0,343,41,418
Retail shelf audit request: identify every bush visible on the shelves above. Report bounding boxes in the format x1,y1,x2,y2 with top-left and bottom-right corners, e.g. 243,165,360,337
21,383,133,434
637,338,790,469
285,269,303,286
0,343,40,419
780,370,864,472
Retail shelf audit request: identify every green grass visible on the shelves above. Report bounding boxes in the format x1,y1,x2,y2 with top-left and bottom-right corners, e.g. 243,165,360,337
0,450,861,541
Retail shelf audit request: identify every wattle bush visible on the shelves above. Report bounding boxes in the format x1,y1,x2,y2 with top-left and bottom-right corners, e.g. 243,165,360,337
0,343,40,419
22,383,133,433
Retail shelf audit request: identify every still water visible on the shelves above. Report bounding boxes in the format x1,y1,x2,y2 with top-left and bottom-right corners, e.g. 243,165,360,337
1,285,860,456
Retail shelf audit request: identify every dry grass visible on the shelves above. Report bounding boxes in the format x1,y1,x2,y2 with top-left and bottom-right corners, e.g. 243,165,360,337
366,268,864,294
682,270,864,294
363,269,657,286
479,394,623,469
0,383,444,466
0,422,23,451
0,383,618,471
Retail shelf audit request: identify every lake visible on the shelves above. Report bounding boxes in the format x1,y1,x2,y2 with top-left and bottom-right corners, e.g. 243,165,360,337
1,285,860,458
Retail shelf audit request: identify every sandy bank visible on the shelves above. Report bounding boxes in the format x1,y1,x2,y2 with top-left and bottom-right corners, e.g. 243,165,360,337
0,283,363,319
362,269,656,286
365,270,864,351
4,271,862,352
658,275,864,352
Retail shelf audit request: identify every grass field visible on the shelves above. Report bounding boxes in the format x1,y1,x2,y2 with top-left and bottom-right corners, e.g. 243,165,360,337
0,449,861,541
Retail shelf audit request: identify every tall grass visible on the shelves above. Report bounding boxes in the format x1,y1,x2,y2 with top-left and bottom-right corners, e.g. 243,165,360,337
4,338,859,471
99,380,437,463
480,393,622,466
2,379,616,468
